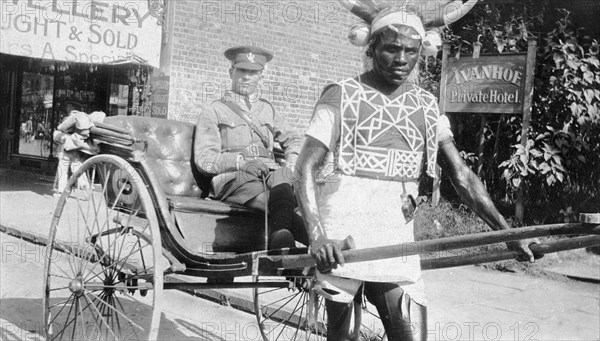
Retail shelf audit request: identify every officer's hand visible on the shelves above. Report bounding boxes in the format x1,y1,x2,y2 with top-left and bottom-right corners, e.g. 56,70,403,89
239,158,270,178
506,239,541,263
310,238,345,273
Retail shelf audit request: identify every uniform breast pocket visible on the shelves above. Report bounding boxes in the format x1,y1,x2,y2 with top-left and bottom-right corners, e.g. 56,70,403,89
218,121,250,147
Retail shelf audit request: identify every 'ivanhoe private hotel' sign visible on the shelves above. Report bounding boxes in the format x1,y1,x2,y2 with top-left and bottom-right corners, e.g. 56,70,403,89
442,54,527,114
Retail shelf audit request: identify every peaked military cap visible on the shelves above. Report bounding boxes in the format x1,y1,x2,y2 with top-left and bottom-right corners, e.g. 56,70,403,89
224,46,274,70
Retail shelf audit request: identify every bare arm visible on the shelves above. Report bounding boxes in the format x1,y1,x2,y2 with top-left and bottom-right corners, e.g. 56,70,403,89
295,136,328,244
438,141,536,261
438,141,510,230
295,136,345,270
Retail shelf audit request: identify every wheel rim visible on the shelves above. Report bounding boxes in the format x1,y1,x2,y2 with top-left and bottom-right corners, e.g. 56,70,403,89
43,155,163,341
253,275,387,341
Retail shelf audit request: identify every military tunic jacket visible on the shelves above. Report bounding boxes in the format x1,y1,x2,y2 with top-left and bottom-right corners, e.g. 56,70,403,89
194,91,298,198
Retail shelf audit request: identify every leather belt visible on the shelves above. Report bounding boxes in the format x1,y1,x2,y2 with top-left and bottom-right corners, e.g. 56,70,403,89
227,145,274,160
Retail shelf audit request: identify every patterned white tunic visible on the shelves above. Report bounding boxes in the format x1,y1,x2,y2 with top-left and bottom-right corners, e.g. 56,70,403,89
306,77,453,304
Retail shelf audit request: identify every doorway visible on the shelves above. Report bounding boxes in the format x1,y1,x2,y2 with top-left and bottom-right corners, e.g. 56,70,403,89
0,58,19,163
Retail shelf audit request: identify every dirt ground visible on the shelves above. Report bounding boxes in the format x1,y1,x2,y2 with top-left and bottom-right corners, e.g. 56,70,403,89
1,168,599,340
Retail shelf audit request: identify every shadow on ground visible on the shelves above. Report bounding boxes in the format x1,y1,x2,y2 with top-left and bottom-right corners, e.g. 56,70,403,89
0,168,55,196
0,298,227,341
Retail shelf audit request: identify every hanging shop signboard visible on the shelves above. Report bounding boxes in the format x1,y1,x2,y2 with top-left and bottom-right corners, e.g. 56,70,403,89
0,0,164,67
136,75,169,118
149,75,169,119
441,54,527,114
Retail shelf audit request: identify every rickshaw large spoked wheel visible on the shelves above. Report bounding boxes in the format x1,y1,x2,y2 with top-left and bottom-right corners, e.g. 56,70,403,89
253,274,327,340
43,154,164,341
253,274,387,340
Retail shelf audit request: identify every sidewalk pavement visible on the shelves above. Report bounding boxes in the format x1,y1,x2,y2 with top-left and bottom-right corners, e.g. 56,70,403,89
1,168,599,340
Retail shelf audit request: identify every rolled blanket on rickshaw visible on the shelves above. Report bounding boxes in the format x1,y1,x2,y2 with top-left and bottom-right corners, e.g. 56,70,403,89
53,110,106,155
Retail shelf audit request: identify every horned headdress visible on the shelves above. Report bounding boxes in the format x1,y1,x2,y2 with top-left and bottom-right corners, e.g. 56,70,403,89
340,0,479,56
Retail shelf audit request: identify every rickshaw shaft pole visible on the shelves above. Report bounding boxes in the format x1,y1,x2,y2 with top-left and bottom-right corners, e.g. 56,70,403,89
421,235,600,270
85,281,290,291
163,281,290,290
274,222,600,269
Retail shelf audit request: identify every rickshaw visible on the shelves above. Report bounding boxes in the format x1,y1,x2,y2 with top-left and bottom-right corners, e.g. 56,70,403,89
42,115,600,341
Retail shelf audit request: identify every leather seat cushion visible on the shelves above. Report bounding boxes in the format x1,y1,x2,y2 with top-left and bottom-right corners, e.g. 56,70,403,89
104,116,207,197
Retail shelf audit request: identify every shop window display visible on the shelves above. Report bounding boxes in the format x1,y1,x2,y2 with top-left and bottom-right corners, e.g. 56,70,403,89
11,57,152,164
18,72,54,157
16,61,108,159
109,83,130,116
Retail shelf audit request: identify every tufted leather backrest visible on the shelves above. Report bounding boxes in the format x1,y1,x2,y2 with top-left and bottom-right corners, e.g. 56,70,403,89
103,116,208,197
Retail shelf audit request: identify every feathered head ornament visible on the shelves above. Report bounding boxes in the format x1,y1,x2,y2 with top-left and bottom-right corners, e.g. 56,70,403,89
341,0,478,56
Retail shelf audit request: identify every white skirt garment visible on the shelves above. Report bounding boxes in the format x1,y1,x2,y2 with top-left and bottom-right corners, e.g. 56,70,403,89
316,175,426,304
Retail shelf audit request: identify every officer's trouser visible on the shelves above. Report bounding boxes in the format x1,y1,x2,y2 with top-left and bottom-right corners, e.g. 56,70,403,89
325,281,427,341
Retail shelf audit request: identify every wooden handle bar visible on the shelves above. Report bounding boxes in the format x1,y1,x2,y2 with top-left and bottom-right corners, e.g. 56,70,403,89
273,223,600,269
336,235,355,251
421,235,600,270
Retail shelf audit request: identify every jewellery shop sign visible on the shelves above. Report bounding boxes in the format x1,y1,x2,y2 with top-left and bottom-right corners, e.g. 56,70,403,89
441,54,527,114
0,0,163,67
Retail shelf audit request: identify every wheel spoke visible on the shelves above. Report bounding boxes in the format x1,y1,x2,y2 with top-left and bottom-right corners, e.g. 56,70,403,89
255,275,330,341
70,298,80,341
112,295,123,336
81,233,123,283
83,289,104,338
49,297,76,309
260,291,302,318
64,192,80,277
51,262,76,281
277,290,306,340
102,170,135,280
290,292,307,340
45,155,163,341
109,212,147,283
82,209,148,283
86,290,145,334
260,286,285,296
50,233,80,277
48,293,75,327
53,238,92,272
48,295,77,341
75,186,98,249
51,272,74,280
88,165,113,255
82,291,120,340
273,290,305,340
83,242,151,284
77,291,94,340
112,247,153,283
79,168,100,272
108,208,142,283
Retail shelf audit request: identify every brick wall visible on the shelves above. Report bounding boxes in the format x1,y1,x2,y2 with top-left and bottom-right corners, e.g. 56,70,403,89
166,0,365,131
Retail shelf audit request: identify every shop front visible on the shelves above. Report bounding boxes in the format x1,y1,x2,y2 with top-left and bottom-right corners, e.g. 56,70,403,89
0,0,164,171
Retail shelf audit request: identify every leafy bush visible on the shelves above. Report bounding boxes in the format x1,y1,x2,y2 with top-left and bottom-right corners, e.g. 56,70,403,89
421,3,600,224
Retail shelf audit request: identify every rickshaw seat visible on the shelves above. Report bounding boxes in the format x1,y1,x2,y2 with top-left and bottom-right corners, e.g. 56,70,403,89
103,115,206,197
102,115,265,253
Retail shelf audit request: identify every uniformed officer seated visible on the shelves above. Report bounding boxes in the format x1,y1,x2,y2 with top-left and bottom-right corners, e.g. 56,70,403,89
194,45,307,250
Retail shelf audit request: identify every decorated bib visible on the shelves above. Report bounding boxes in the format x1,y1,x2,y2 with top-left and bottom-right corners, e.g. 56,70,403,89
336,78,439,181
